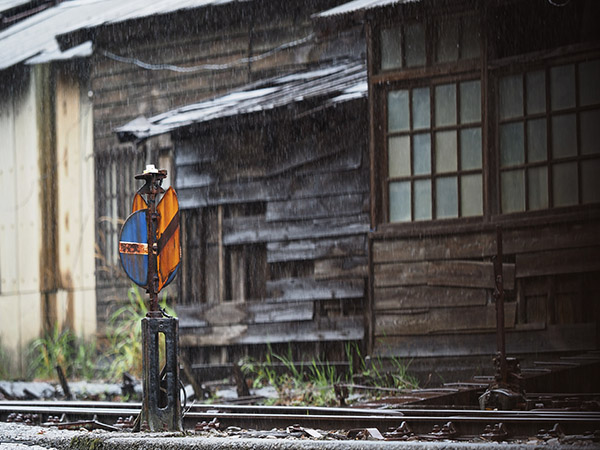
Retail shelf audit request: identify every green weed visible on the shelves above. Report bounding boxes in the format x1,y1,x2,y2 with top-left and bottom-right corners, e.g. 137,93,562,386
27,324,101,380
106,285,175,380
241,341,419,406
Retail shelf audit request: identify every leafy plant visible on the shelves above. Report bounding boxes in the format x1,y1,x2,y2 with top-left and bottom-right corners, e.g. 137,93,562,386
27,324,101,380
106,285,175,380
28,324,76,380
72,337,101,381
361,354,419,390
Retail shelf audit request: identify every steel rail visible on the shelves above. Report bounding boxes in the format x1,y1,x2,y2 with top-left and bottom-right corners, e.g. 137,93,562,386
1,401,599,439
2,400,599,419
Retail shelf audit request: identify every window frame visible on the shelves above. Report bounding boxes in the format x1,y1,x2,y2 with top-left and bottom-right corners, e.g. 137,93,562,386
492,53,600,215
382,73,485,223
370,8,600,233
372,8,485,228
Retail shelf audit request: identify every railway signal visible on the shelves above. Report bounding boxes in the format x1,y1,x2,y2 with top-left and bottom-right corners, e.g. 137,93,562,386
118,164,183,432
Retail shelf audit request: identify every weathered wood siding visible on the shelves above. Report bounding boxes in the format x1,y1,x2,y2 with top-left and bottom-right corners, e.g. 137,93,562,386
372,220,600,359
90,1,365,334
176,100,369,354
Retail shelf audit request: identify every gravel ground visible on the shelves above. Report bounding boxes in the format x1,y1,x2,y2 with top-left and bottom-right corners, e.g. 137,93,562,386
2,422,600,450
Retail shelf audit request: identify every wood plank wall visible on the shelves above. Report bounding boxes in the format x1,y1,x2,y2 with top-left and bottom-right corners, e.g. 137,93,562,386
90,2,362,151
372,219,600,359
90,1,365,334
175,101,369,358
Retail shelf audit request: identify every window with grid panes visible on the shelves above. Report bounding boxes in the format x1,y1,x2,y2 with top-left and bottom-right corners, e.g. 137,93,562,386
380,13,483,223
497,58,600,213
387,79,483,222
381,14,480,72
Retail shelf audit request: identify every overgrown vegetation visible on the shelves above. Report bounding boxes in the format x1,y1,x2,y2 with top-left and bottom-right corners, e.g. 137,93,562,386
27,324,101,380
24,285,175,383
240,342,419,407
106,285,175,381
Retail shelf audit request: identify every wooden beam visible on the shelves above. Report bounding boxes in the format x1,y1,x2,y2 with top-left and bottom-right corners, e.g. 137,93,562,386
267,235,367,263
374,260,515,289
375,286,488,310
223,214,370,245
266,193,365,222
373,233,495,264
374,323,596,358
371,222,600,264
314,257,368,280
266,277,364,302
178,168,367,209
375,303,517,337
177,300,313,327
179,316,364,347
516,246,600,278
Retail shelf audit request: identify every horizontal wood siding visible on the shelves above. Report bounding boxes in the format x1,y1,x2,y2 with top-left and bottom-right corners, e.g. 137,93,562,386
173,88,369,352
179,316,364,347
372,220,600,358
91,1,368,351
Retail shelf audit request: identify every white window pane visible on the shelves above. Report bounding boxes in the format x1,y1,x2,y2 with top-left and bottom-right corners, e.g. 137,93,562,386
581,109,600,155
436,176,458,218
389,181,411,222
552,162,578,207
381,27,402,70
460,80,481,124
413,133,431,175
435,130,457,173
551,64,575,111
528,166,548,210
527,119,547,163
551,113,577,159
388,136,411,177
412,87,430,130
461,127,482,170
435,84,457,126
526,70,546,114
460,15,480,59
500,122,524,167
461,174,483,217
414,179,432,220
582,159,600,204
437,17,459,63
388,90,409,132
499,74,523,119
501,170,525,213
405,23,426,67
578,59,600,107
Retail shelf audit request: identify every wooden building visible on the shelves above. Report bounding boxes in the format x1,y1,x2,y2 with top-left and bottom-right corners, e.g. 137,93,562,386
116,61,369,365
317,0,600,375
55,0,370,365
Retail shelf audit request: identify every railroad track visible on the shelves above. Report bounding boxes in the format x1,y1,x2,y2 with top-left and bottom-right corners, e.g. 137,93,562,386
1,400,599,441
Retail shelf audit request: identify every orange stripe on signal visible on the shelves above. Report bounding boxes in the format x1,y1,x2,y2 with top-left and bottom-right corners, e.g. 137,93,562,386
119,241,148,255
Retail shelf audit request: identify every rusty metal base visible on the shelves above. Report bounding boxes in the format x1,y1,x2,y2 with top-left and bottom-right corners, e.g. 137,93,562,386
140,316,182,432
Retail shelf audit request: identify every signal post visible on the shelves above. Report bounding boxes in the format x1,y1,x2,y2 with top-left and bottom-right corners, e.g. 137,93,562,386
119,165,183,432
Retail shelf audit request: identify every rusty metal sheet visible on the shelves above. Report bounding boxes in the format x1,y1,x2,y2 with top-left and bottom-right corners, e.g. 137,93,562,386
119,209,149,288
156,187,181,291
